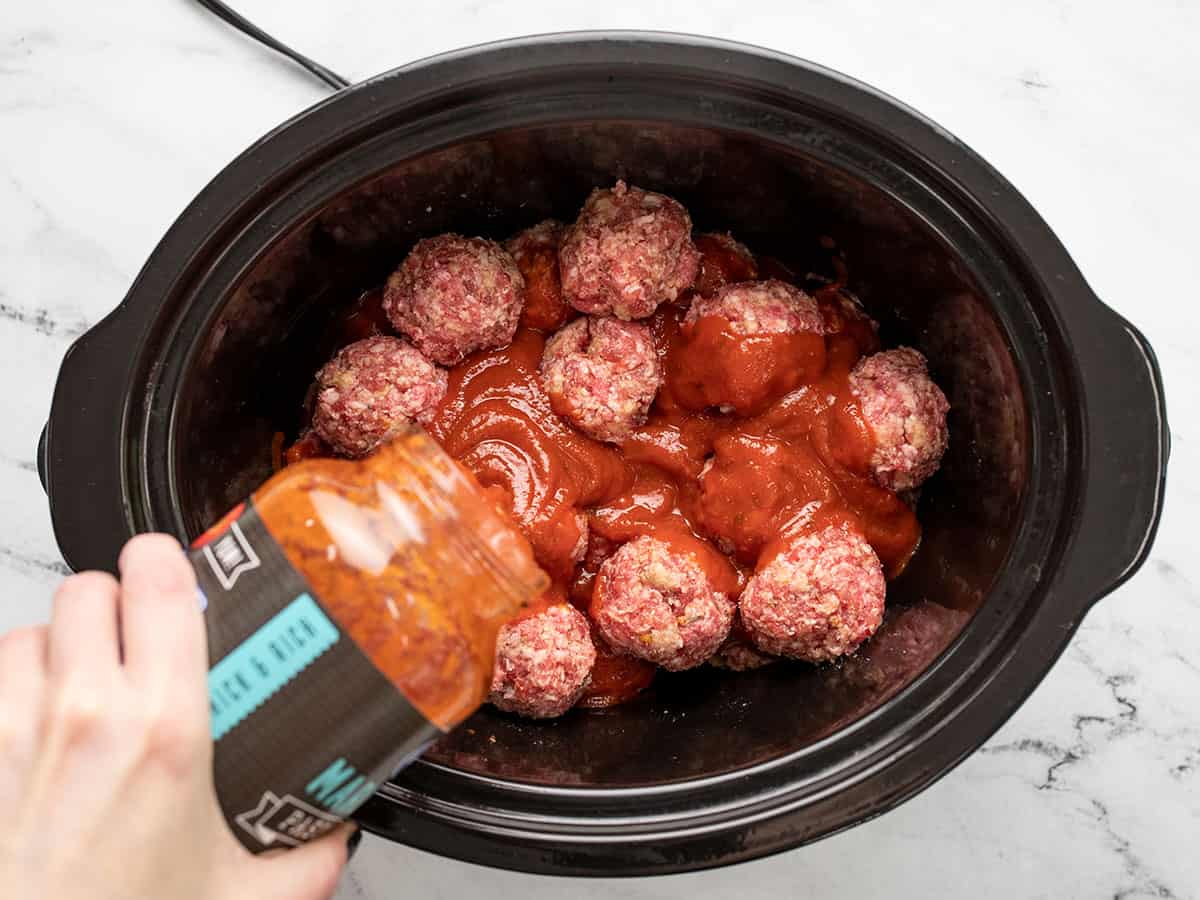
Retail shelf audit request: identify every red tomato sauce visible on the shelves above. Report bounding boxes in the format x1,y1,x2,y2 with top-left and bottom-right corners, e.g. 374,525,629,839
514,236,576,332
280,242,920,708
576,639,658,708
688,233,760,298
665,314,827,416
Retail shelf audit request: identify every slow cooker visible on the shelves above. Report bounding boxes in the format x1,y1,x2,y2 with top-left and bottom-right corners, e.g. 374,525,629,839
40,34,1169,875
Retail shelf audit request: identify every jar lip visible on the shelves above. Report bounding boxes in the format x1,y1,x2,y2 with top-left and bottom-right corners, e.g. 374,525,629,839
380,430,550,603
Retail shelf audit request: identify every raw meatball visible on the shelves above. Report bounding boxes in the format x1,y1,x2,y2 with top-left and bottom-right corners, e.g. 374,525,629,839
559,181,699,320
506,220,574,332
583,531,619,570
692,232,759,299
708,613,776,671
489,603,597,719
591,536,734,671
384,234,524,365
540,316,663,443
684,279,824,336
569,510,590,566
312,336,447,458
673,280,826,415
816,285,880,354
740,525,886,662
849,347,950,492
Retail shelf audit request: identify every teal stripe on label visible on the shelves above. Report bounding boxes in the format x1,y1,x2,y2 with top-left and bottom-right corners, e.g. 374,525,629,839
209,593,339,741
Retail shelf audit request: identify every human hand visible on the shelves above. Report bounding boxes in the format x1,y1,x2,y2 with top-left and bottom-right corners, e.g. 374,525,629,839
0,534,355,900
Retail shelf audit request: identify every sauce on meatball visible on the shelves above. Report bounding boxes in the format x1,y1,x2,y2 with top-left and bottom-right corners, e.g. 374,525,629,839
286,187,950,718
690,232,759,300
506,220,576,332
669,280,827,415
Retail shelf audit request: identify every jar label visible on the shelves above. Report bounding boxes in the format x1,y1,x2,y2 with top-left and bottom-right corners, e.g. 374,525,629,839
190,500,440,852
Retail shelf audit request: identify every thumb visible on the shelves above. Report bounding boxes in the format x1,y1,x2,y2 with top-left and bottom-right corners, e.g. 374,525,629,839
243,822,357,900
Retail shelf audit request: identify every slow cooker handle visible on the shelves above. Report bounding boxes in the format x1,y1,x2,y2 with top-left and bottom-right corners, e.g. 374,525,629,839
39,310,143,574
39,3,347,575
1061,308,1169,607
37,421,49,491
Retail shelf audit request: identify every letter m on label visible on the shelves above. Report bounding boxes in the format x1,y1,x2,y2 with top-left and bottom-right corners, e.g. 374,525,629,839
307,758,358,805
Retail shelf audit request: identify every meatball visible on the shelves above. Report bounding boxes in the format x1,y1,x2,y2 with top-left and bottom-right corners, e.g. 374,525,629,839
708,613,776,671
848,347,950,492
569,510,590,566
694,433,840,566
708,637,776,671
591,536,733,671
312,336,447,458
383,234,524,365
673,280,826,415
559,181,699,320
489,603,597,719
684,279,824,336
583,531,619,570
692,232,759,299
739,525,886,662
816,285,880,354
505,220,574,332
540,316,663,443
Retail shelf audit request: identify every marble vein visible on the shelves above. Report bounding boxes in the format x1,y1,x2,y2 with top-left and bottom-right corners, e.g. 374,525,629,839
0,299,89,338
0,546,71,580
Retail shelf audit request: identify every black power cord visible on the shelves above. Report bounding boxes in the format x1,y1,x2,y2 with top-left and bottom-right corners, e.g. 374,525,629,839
191,0,351,90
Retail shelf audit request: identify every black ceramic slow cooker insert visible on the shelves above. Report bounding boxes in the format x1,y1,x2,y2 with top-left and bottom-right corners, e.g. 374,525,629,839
41,34,1168,876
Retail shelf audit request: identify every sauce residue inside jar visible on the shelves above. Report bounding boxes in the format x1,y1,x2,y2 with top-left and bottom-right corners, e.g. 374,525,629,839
257,429,547,729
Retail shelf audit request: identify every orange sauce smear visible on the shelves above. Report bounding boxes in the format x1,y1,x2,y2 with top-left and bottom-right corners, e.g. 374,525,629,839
255,432,546,730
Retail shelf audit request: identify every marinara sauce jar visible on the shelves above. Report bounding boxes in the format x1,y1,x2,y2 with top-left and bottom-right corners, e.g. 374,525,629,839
188,428,547,852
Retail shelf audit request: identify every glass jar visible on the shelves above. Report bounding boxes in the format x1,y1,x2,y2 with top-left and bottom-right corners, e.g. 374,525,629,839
190,428,546,851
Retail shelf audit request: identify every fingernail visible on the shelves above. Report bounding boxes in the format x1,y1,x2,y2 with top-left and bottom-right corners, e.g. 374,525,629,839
346,826,363,860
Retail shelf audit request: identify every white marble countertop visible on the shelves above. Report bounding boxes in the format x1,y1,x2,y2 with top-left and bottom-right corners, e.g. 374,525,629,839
2,1,1197,897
